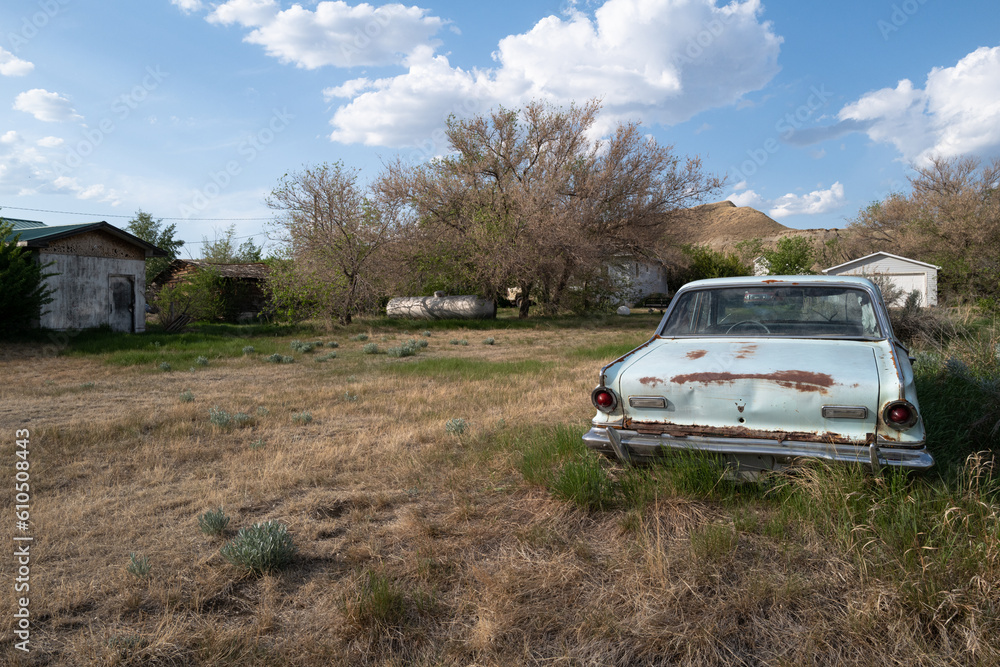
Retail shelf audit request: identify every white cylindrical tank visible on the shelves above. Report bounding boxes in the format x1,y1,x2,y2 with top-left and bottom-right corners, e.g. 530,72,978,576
386,295,497,320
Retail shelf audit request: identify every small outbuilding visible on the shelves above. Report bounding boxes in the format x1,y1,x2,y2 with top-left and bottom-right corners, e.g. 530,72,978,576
150,259,271,320
4,218,167,332
822,251,941,307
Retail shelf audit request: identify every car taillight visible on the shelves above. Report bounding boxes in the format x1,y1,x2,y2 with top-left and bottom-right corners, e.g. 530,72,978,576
882,400,918,430
591,387,618,413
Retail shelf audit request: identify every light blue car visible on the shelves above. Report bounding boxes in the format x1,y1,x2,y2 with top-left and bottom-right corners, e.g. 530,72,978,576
584,275,933,473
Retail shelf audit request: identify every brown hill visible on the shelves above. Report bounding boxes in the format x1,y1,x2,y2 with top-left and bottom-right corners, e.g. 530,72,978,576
662,200,844,254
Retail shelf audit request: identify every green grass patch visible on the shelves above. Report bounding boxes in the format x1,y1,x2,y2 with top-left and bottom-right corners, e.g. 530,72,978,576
385,357,552,381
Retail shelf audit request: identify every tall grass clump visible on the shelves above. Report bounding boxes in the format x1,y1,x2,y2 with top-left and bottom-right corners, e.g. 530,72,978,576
913,325,1000,469
776,454,1000,637
550,454,615,511
126,552,151,578
343,570,409,629
220,521,296,575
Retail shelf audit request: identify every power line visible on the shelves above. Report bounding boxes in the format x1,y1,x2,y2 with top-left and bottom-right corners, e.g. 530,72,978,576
0,205,271,221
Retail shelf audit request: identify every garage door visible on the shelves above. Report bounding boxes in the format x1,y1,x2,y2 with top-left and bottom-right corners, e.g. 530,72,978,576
889,273,926,306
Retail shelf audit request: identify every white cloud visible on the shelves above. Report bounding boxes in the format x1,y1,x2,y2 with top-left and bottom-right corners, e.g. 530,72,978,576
171,0,204,13
1,130,20,144
0,47,34,76
326,0,781,149
52,176,121,205
768,182,845,219
13,89,82,123
37,136,64,148
725,182,846,219
727,189,765,208
207,0,446,68
838,46,1000,164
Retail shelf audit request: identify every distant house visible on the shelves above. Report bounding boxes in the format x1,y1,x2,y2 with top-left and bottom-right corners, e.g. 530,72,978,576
150,259,270,319
823,252,941,306
3,218,166,332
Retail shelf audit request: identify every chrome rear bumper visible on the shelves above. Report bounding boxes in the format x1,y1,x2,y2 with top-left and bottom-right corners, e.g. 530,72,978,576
583,426,934,471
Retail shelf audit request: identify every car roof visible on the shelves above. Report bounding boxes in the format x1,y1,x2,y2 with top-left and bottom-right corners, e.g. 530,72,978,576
680,275,877,290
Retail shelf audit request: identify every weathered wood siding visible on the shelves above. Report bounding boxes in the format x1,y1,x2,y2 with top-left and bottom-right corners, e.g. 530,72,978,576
38,252,147,332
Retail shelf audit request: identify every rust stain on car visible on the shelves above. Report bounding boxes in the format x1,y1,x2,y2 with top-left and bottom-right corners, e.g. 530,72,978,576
686,349,708,360
734,344,757,359
670,370,835,393
639,376,664,387
631,422,863,445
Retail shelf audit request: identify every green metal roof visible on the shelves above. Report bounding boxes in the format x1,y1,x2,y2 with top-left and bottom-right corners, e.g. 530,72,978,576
2,218,47,230
2,221,168,257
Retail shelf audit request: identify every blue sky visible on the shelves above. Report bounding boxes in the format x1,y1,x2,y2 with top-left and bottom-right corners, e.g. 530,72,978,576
1,0,999,257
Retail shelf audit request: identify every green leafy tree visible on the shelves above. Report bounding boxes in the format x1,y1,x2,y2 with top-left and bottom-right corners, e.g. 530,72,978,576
201,224,263,263
762,236,816,275
676,245,750,288
125,209,184,284
0,219,54,334
152,265,225,329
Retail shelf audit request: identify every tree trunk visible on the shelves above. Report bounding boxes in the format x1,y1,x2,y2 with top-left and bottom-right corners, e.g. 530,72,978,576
518,282,532,318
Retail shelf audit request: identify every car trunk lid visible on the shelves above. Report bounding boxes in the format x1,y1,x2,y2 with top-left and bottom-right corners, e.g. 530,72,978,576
616,338,879,444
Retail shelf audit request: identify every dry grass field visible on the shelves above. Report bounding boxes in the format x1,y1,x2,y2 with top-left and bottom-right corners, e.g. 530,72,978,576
1,313,998,666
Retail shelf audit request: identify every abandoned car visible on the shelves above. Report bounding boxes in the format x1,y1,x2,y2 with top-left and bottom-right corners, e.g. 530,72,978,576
584,275,933,472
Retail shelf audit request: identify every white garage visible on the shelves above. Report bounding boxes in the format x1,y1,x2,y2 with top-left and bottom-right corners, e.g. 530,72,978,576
823,252,940,307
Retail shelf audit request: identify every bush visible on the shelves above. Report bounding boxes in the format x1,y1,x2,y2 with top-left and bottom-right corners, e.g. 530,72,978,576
483,337,495,345
209,406,233,429
195,355,209,366
445,418,467,436
220,521,296,574
159,362,172,372
265,353,294,364
292,411,313,425
179,390,194,403
198,508,230,536
242,345,255,355
363,343,380,354
0,220,54,335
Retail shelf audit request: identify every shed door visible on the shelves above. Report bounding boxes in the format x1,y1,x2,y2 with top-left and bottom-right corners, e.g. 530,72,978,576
109,275,135,333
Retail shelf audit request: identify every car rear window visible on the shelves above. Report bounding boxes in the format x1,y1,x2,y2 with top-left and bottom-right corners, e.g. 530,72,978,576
660,286,883,338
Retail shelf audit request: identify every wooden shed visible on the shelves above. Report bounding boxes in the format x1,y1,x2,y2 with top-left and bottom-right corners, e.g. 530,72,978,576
5,218,166,332
822,252,941,307
150,259,271,319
